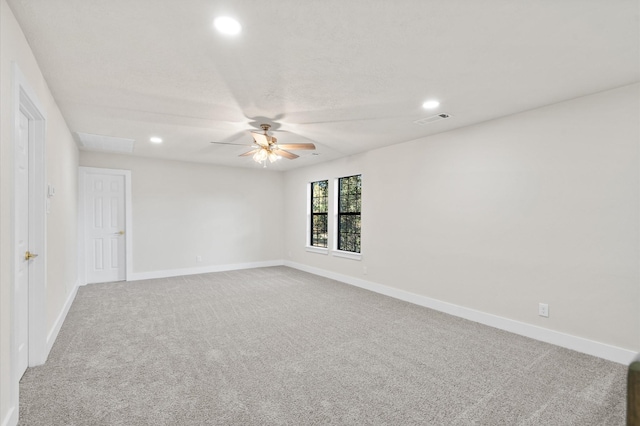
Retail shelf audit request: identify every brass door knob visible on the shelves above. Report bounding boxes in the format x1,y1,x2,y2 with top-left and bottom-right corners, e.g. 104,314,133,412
25,251,39,261
114,230,125,236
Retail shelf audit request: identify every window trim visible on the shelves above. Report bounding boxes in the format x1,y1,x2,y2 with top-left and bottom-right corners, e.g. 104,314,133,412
332,174,362,260
332,249,362,260
306,246,329,255
306,180,329,254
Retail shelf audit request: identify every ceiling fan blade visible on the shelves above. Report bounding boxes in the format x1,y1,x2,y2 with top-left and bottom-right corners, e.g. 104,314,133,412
273,149,299,160
251,131,270,148
210,141,253,146
276,143,316,150
239,149,259,157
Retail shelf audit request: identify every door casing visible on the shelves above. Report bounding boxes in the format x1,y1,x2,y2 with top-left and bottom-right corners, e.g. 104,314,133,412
10,62,47,420
78,166,133,285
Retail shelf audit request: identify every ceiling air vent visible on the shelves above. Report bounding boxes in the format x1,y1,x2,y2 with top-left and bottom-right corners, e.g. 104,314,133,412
76,132,135,153
413,113,452,126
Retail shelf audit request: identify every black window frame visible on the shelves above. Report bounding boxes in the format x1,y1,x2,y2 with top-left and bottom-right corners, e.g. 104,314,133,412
337,174,361,253
310,180,329,248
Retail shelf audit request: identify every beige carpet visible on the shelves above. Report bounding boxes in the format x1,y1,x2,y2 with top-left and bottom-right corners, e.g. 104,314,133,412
19,266,626,425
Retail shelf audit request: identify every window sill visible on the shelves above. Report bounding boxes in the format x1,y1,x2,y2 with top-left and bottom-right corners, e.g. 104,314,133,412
332,250,362,261
306,246,329,255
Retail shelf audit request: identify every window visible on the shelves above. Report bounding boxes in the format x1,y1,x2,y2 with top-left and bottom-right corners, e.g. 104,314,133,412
310,180,328,248
337,174,361,253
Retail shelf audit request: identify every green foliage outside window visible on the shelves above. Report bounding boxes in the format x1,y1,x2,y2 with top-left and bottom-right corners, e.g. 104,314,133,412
338,175,361,253
310,180,328,247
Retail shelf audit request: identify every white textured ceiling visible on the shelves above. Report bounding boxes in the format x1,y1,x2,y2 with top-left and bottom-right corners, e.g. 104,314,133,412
7,0,639,170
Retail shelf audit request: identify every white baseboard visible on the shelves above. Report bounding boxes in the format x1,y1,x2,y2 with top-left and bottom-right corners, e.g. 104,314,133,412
46,280,80,356
127,260,285,281
1,407,17,426
284,261,638,365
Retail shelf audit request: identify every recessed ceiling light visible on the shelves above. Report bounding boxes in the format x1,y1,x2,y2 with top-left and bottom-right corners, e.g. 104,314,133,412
422,100,440,109
214,16,241,35
150,137,163,144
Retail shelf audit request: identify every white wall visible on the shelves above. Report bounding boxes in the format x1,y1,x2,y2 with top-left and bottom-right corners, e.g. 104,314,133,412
0,5,636,424
284,84,640,354
1,1,79,424
79,152,285,275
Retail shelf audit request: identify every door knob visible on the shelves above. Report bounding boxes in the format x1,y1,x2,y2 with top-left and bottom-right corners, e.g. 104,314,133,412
114,230,124,235
25,251,38,261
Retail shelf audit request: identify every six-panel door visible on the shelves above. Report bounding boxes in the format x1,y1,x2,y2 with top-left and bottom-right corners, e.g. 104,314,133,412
85,173,126,283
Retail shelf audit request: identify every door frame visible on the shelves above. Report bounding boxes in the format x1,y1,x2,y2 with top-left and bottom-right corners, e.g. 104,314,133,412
10,63,47,418
78,167,133,285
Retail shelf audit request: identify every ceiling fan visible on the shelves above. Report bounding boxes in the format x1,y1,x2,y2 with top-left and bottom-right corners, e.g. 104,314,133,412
211,124,316,166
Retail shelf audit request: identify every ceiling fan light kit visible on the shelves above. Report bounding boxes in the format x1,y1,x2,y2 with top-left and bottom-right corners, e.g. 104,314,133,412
212,123,316,167
252,147,280,165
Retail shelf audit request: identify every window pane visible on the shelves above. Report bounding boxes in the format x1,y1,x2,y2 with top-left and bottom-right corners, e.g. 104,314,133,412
311,213,328,248
311,180,328,213
337,175,361,253
312,214,327,232
310,180,329,247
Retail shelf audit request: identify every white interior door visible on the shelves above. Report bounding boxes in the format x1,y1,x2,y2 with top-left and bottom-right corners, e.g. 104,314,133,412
85,172,126,283
16,110,30,378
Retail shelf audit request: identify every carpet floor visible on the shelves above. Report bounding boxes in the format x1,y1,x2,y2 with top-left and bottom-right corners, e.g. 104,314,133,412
19,266,626,425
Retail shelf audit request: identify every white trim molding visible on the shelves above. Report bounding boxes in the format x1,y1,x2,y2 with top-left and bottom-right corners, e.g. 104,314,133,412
1,407,17,426
283,260,638,365
13,62,48,367
305,246,329,255
126,260,284,282
332,249,362,260
9,62,48,426
46,280,80,354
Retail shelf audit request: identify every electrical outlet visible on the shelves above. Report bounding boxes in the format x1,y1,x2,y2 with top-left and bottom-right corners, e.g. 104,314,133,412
363,266,368,275
196,255,202,263
538,303,549,318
